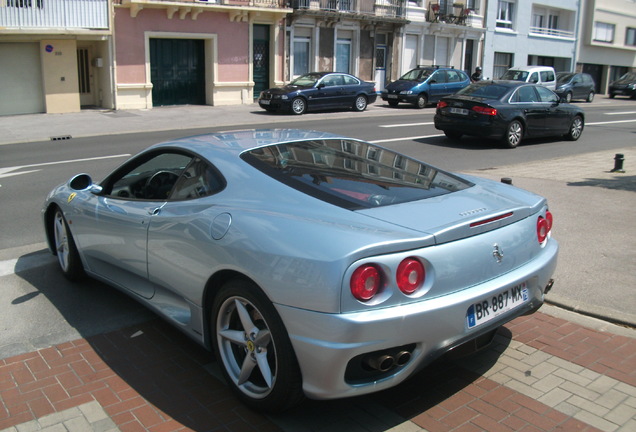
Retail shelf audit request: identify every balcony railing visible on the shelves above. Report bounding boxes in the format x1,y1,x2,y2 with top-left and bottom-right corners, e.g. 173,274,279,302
529,26,575,39
291,0,407,20
0,0,109,30
114,0,288,8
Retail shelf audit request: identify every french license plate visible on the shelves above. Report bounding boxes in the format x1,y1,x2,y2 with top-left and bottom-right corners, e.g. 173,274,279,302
614,90,623,95
450,107,469,115
388,94,398,99
260,99,271,105
466,282,528,329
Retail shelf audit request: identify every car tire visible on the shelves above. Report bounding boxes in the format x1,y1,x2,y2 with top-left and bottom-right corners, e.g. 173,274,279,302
388,100,399,107
353,95,368,112
52,208,84,281
444,130,462,141
290,97,307,115
415,94,428,109
565,115,584,141
586,92,594,103
212,279,304,412
502,120,523,148
565,92,572,103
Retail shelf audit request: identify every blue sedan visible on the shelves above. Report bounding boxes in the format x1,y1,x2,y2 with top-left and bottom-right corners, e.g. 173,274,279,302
43,130,557,412
258,72,377,115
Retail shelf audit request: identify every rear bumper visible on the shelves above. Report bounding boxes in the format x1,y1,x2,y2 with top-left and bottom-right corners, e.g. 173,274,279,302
277,239,558,400
434,114,506,139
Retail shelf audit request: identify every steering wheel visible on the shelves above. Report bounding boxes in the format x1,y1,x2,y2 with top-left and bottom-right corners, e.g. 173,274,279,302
145,171,179,199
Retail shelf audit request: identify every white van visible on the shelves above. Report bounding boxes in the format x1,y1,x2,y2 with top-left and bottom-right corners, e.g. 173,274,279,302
500,66,557,90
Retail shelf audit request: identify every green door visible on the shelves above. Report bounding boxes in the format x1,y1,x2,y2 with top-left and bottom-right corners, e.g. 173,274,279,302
253,25,270,99
150,39,205,106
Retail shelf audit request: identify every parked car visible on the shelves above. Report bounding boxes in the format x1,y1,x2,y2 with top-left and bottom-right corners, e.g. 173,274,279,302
434,81,585,148
381,66,471,108
608,72,636,99
43,129,558,412
555,72,595,103
258,72,377,115
500,66,556,90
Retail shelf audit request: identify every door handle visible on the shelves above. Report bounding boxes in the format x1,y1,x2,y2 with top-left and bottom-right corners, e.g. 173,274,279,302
149,207,161,216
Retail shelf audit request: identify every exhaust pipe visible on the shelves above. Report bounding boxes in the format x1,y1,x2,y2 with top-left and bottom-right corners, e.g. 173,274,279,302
364,354,395,372
395,350,412,366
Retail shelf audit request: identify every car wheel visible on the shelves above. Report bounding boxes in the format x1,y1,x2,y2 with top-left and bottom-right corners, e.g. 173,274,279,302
586,92,594,103
52,209,84,281
565,115,584,141
502,120,523,148
212,279,304,412
444,130,462,140
609,93,615,99
290,97,307,115
353,95,368,112
388,100,399,107
565,92,572,103
415,94,428,109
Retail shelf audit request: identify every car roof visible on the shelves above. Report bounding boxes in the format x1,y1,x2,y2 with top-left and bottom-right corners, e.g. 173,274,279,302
474,80,541,89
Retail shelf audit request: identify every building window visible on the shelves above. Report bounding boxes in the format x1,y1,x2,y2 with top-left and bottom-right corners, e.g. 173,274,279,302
336,39,351,74
293,36,310,77
493,52,513,79
8,0,43,7
626,28,636,46
593,22,615,43
496,1,515,29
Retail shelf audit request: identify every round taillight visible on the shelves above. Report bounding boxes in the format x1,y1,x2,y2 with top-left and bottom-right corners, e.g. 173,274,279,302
351,265,382,302
537,216,549,243
396,258,425,295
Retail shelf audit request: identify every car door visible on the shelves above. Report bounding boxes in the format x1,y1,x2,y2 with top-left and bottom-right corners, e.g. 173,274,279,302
341,74,360,107
445,70,465,96
535,86,570,134
78,151,193,299
315,74,344,109
514,85,545,136
428,70,448,102
146,157,227,299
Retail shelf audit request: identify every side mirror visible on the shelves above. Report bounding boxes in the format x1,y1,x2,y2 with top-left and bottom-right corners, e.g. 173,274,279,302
429,79,437,84
69,173,102,194
317,82,326,89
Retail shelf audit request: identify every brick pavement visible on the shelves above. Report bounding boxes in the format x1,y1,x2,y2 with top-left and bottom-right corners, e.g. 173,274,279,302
1,309,634,432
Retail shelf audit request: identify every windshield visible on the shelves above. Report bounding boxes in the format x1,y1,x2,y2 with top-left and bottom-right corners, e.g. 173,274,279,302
557,73,575,84
501,70,529,81
399,68,433,81
457,83,509,99
289,73,322,87
241,139,472,210
618,72,636,81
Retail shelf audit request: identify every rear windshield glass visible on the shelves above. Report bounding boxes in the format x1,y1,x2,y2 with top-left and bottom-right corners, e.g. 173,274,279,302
241,139,473,210
457,83,509,99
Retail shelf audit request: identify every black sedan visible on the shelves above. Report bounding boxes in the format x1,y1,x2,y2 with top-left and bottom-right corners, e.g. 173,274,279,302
434,81,585,148
258,72,377,115
608,72,636,99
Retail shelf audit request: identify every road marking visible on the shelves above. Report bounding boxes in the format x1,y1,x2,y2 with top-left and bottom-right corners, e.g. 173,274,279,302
587,119,636,126
379,122,435,128
370,134,444,144
0,154,130,179
605,111,636,115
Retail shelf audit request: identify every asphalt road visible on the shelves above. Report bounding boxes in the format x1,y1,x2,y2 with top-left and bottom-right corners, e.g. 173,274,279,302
1,98,635,359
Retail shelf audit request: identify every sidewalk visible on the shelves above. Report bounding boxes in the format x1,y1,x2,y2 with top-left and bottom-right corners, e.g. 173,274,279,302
1,103,635,431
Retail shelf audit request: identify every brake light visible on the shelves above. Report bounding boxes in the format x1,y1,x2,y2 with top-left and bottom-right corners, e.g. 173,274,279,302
351,265,382,301
472,106,497,116
396,258,425,295
437,100,448,109
537,212,553,244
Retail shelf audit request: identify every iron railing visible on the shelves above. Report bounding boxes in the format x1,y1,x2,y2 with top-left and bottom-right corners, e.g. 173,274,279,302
291,0,407,19
113,0,288,8
0,0,109,29
529,26,575,39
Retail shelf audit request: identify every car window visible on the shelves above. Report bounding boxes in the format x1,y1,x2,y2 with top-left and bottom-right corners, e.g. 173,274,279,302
529,72,539,83
400,68,431,81
557,73,574,84
107,152,193,200
170,157,225,200
241,139,473,210
535,86,559,103
540,71,555,82
431,71,447,83
457,83,509,99
501,70,528,81
290,73,321,87
515,86,539,103
323,75,345,86
447,70,461,82
343,75,359,85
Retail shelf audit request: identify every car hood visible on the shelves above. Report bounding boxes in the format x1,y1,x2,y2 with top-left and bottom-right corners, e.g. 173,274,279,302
386,80,421,91
356,176,545,244
264,85,312,95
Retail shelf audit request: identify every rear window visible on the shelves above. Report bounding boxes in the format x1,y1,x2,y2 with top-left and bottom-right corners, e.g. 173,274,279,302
241,140,473,210
457,83,509,99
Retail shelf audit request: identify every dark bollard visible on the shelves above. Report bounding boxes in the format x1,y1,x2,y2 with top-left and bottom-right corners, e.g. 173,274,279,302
501,177,513,185
611,153,625,173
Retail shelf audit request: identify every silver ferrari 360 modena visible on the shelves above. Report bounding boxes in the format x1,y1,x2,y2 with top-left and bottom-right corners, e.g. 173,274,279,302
42,129,558,412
